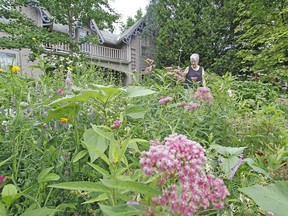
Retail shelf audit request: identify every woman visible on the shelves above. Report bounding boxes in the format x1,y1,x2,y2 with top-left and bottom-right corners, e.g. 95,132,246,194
182,53,206,88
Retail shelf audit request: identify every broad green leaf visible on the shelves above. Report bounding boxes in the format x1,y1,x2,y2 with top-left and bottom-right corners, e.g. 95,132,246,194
126,105,147,119
48,89,104,106
1,184,21,209
239,181,288,216
91,125,118,145
210,144,246,156
0,201,7,216
45,102,81,122
83,128,109,163
244,158,268,176
83,141,110,166
87,162,111,178
49,182,110,193
72,150,88,163
1,184,18,197
220,156,241,175
37,167,54,183
126,86,156,98
40,173,60,183
20,208,59,216
91,125,119,162
99,204,146,216
83,193,108,204
92,84,126,103
100,180,160,196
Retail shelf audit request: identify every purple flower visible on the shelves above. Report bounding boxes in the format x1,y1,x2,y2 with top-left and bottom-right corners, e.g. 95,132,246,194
126,200,139,205
140,134,230,215
57,88,63,95
229,154,243,179
159,97,173,105
218,158,223,163
111,120,122,129
194,87,213,104
0,175,6,184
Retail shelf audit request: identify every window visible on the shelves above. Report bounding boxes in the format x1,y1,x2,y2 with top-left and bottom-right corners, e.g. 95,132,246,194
0,51,19,70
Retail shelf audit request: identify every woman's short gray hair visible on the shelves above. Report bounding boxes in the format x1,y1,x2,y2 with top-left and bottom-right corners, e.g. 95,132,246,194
190,53,199,62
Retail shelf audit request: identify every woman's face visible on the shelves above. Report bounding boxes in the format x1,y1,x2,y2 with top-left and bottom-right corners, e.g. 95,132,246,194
191,59,198,68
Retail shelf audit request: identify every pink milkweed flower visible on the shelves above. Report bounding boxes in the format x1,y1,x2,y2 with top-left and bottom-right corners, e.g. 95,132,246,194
165,66,173,70
57,88,63,95
159,97,173,105
126,200,139,205
194,87,213,104
111,120,122,129
0,175,6,184
267,211,274,216
145,58,154,65
184,103,201,110
167,72,173,76
177,101,186,107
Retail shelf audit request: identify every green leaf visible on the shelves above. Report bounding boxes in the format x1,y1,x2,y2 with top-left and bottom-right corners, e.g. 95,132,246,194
244,158,268,176
45,102,81,122
92,84,126,103
126,105,147,119
0,201,7,216
38,167,60,183
87,162,111,178
72,150,88,163
100,180,160,196
210,144,246,156
20,208,59,216
83,141,110,166
220,156,240,176
83,193,108,204
239,181,288,216
1,184,21,209
126,86,156,98
99,204,146,216
49,182,111,193
83,128,109,163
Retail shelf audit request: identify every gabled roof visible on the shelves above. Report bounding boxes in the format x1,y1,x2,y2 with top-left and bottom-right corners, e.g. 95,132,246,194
117,17,146,44
28,2,146,45
90,16,146,45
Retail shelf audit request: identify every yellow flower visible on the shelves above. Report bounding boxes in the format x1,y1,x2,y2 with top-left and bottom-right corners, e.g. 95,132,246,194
11,65,21,73
67,67,73,71
0,68,4,73
60,117,69,123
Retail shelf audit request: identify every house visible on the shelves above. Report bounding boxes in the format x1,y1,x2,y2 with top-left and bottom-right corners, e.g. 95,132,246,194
0,2,147,84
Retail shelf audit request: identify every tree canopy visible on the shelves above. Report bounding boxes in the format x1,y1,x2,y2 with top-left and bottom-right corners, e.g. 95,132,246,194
142,0,288,81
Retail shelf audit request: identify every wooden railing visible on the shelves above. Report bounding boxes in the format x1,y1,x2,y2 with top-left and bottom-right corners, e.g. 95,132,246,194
45,43,128,62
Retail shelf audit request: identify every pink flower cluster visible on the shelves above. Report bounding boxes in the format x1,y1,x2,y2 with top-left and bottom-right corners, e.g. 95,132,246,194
177,101,186,107
111,120,122,129
0,175,6,185
159,96,173,105
194,87,213,104
166,66,185,81
140,134,230,215
184,102,201,110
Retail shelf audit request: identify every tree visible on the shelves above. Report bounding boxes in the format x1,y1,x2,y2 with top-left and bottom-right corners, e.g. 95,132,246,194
120,8,143,32
142,0,242,76
236,0,288,81
37,0,119,50
0,0,68,53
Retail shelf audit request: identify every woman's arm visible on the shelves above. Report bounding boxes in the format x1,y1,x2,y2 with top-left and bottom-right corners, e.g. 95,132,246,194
202,68,206,87
182,66,189,78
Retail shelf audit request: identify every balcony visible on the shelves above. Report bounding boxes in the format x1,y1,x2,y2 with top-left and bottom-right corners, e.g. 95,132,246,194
45,43,129,63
